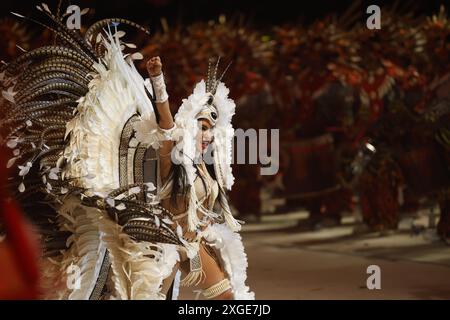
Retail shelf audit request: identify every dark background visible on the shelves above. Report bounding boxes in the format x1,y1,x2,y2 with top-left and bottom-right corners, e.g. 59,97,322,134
0,0,447,30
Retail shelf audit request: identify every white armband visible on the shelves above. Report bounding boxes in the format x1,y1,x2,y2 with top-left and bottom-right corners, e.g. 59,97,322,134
147,73,169,103
157,123,177,141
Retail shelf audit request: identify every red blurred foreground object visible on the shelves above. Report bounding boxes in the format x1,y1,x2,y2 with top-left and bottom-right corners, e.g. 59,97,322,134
0,147,40,299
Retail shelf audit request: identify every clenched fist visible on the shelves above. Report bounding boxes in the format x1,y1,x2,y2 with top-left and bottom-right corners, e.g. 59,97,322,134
147,56,163,77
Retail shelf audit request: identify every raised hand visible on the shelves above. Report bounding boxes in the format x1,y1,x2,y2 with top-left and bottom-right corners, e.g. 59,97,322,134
147,56,163,77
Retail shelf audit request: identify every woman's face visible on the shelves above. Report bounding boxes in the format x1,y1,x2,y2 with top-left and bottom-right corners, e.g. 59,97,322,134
196,119,214,154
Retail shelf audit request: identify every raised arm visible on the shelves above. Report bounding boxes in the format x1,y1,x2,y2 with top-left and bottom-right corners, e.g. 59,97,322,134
146,56,174,183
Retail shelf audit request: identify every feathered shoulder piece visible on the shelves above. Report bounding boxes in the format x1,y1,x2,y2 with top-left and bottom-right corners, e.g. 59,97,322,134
1,3,184,263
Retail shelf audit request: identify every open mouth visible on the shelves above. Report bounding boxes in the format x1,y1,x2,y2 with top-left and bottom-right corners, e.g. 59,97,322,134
201,141,210,150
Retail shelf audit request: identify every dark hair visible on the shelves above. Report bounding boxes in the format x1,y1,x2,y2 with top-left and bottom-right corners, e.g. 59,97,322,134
167,163,189,207
167,154,228,215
